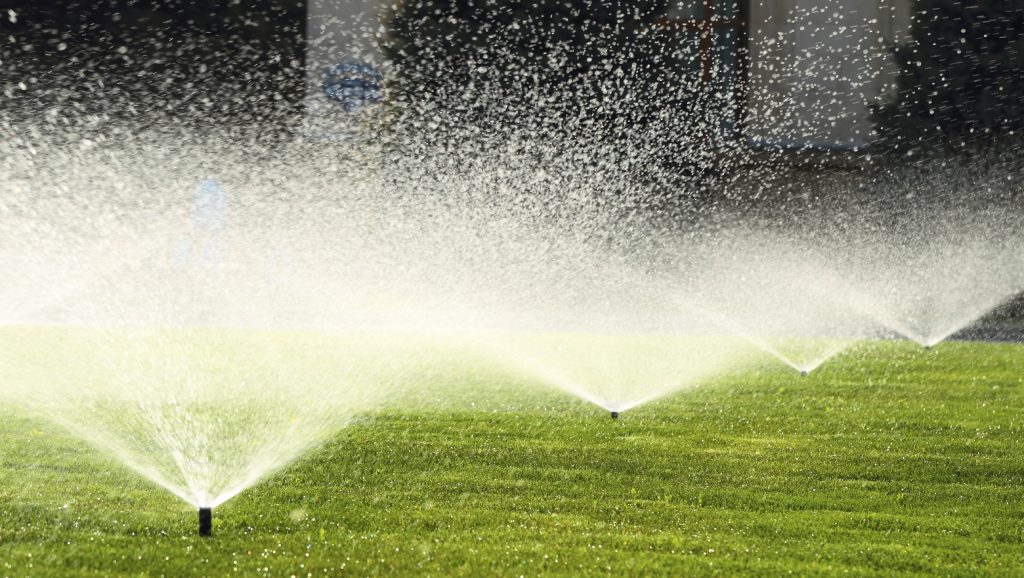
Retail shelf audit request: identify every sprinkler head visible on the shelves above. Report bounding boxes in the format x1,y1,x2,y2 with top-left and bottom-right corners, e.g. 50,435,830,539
800,370,808,377
199,507,212,537
610,411,619,420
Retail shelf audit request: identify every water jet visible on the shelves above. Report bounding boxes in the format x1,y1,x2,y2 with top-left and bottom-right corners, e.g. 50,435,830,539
484,332,755,416
675,240,882,375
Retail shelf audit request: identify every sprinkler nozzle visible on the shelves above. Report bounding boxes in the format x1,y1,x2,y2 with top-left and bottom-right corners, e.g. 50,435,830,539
800,370,808,377
610,411,619,420
199,507,212,537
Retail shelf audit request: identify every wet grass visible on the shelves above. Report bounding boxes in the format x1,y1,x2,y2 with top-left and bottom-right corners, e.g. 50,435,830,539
1,339,1023,576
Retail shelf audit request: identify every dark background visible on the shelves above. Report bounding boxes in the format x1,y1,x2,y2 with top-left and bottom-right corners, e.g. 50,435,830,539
2,1,1023,154
1,1,1022,315
0,0,306,127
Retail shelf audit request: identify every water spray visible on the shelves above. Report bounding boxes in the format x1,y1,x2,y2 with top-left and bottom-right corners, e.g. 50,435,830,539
610,411,619,420
199,507,212,536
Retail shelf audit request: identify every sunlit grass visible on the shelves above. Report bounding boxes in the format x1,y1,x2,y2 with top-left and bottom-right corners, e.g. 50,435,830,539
0,339,1022,576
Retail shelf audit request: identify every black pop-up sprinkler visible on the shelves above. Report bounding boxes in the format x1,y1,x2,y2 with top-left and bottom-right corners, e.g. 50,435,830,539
800,370,808,377
610,411,619,420
199,507,212,536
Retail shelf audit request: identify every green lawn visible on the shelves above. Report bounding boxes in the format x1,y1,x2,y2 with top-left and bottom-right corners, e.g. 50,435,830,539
1,339,1023,576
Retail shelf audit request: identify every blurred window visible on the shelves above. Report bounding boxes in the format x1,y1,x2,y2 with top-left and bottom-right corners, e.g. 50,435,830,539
655,1,748,138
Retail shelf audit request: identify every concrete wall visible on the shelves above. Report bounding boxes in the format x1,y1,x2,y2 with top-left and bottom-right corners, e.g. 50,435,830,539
747,0,913,148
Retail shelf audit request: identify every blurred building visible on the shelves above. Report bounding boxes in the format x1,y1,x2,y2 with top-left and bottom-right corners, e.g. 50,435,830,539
306,0,913,149
746,0,913,149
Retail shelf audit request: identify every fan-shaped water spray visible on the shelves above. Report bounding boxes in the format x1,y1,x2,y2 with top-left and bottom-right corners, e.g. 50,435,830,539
822,172,1024,348
484,331,756,416
670,231,885,374
1,0,1022,543
0,170,439,533
840,233,1024,347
